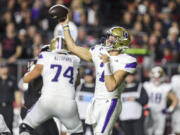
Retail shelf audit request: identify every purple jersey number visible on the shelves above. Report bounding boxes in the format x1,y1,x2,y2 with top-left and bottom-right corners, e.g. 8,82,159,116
99,71,104,82
50,64,74,84
50,64,62,82
63,66,74,84
99,62,105,82
150,92,162,104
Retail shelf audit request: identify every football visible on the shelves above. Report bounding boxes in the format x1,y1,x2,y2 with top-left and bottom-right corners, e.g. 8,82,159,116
49,4,69,22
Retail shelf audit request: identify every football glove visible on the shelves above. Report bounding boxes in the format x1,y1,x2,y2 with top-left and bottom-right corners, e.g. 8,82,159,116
162,106,174,115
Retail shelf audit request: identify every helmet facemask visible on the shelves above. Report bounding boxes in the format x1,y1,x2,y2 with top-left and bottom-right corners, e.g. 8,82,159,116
104,26,130,51
150,66,165,86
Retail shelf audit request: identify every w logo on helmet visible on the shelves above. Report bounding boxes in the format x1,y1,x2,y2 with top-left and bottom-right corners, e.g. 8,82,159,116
123,31,128,39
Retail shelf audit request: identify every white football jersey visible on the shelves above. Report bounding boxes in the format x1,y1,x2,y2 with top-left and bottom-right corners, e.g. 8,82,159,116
171,75,180,108
143,82,171,112
37,52,80,99
89,45,137,99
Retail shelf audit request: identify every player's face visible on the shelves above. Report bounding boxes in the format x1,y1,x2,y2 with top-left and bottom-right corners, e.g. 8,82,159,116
105,35,117,46
153,77,160,82
152,77,160,83
151,77,163,86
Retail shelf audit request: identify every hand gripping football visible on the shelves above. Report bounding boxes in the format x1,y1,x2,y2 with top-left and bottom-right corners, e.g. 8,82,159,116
49,4,69,22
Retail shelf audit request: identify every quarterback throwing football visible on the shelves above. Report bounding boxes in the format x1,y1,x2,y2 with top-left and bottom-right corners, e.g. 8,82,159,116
60,15,137,135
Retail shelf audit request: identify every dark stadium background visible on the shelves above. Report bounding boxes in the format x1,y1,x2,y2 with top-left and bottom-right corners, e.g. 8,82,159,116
0,0,180,135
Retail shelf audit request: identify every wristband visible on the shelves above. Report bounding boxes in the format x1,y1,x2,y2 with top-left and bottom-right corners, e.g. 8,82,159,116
104,62,112,76
63,25,69,31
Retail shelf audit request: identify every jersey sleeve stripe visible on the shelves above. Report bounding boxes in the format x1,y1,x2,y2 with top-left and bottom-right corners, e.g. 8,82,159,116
38,54,43,59
90,46,95,51
125,62,137,68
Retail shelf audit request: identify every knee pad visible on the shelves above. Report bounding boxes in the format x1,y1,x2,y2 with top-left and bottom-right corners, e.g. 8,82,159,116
19,123,33,135
71,132,84,135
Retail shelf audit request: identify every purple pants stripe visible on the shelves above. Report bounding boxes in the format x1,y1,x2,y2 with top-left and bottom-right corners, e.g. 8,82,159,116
101,98,118,133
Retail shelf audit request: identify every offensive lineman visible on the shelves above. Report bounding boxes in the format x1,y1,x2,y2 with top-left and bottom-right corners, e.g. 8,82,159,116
143,66,178,135
19,36,83,135
60,15,137,135
18,45,59,135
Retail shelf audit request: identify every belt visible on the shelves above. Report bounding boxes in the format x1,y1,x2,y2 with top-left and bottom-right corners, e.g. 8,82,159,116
0,102,12,107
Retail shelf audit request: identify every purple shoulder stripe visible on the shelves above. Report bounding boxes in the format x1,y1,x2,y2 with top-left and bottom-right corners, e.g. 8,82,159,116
90,46,95,51
38,54,43,59
125,62,137,68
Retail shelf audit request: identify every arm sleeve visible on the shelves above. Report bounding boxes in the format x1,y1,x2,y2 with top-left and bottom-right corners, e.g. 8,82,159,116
136,86,149,106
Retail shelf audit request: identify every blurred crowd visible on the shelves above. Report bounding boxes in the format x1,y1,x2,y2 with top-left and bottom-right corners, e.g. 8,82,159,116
0,0,180,135
0,0,180,65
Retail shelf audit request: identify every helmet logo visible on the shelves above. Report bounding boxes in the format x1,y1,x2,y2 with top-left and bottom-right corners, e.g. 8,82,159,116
123,31,128,39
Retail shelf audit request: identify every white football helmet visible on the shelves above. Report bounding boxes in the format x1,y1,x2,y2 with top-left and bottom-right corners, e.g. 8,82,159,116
150,66,165,85
49,36,69,53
